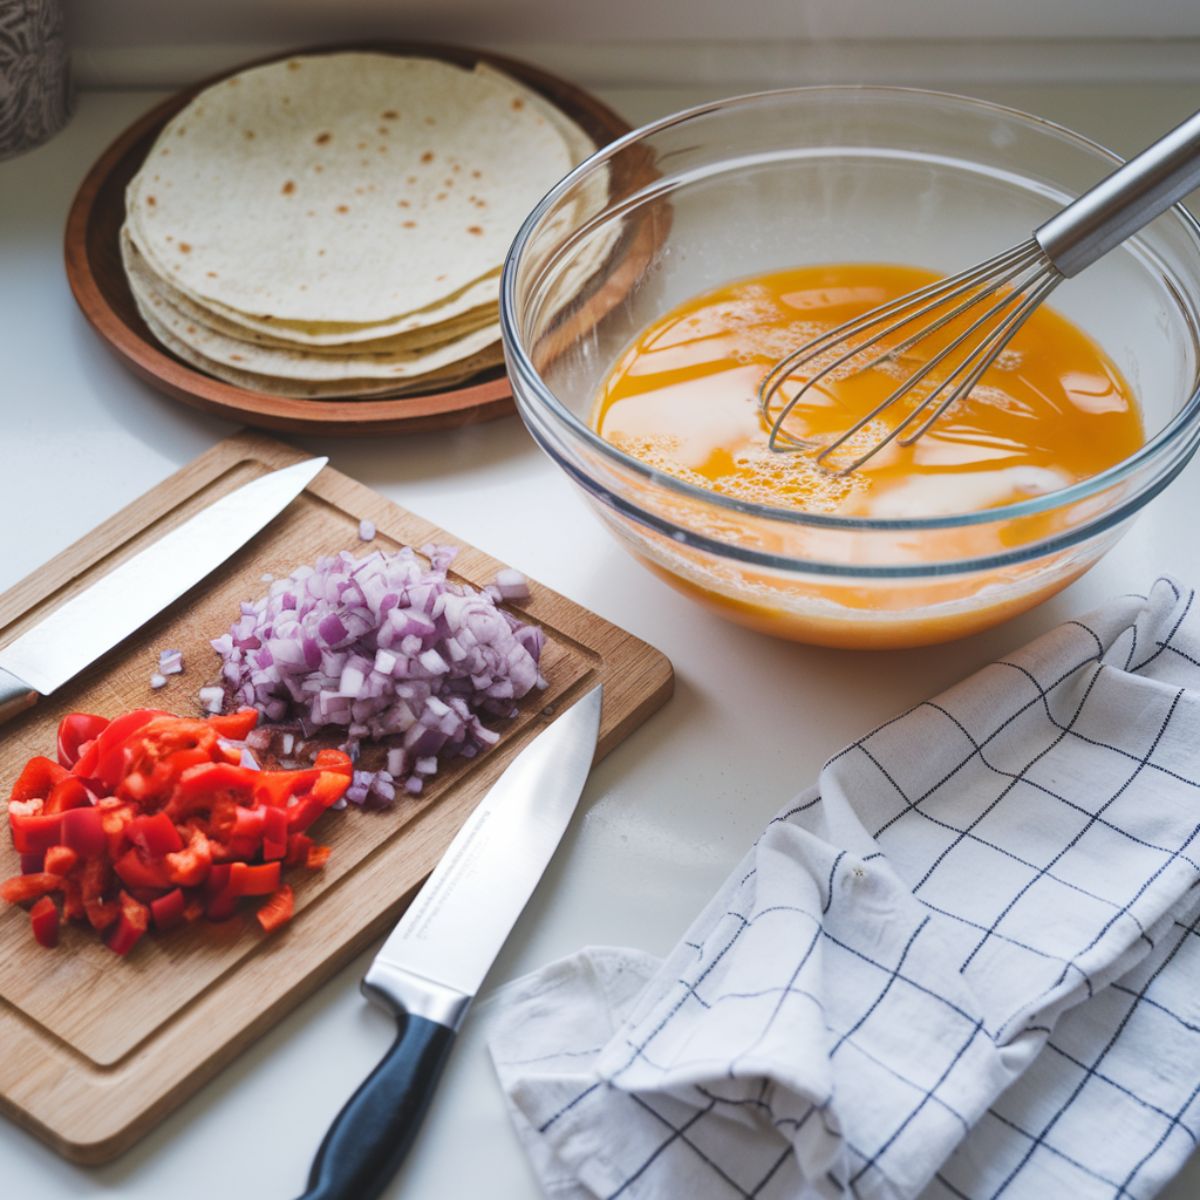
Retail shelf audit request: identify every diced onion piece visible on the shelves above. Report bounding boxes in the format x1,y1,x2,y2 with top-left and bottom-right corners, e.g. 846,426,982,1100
158,648,184,676
150,673,167,690
359,519,377,542
494,569,531,602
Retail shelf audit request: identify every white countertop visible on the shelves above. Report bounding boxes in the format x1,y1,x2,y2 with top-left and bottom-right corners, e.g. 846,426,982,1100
3,74,1200,1200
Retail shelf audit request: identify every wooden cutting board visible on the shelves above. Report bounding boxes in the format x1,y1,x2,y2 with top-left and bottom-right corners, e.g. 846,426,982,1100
0,432,672,1164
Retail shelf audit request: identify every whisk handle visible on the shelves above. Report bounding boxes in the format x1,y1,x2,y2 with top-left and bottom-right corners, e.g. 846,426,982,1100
1035,108,1200,278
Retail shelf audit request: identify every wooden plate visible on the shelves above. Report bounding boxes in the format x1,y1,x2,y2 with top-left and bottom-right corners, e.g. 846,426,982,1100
63,43,633,437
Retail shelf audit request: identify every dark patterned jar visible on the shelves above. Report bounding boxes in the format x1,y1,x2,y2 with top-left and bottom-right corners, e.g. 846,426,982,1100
0,0,71,160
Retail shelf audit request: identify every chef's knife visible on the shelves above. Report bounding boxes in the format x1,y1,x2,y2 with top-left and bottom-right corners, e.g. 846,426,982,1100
0,457,327,725
298,683,604,1200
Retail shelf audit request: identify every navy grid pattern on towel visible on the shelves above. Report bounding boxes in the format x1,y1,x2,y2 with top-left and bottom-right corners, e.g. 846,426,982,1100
489,577,1200,1200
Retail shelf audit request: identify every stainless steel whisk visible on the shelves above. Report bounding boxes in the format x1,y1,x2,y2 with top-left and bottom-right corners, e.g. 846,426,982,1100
759,108,1200,474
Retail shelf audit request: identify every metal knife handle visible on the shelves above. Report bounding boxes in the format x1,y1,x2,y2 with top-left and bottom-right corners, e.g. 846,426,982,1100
296,1011,456,1200
0,667,37,727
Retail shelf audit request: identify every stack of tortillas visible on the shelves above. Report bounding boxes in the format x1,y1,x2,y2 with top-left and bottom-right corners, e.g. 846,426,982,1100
121,52,599,399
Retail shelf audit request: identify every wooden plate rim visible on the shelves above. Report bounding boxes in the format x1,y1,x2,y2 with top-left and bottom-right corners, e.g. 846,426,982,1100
63,41,634,437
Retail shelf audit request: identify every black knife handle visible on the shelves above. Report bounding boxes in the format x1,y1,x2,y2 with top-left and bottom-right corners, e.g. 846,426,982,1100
297,1012,456,1200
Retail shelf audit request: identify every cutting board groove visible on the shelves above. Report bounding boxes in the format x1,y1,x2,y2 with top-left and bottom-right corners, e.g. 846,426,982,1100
0,433,672,1162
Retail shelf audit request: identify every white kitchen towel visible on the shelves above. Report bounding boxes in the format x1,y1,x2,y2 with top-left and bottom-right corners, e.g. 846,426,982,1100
488,576,1200,1200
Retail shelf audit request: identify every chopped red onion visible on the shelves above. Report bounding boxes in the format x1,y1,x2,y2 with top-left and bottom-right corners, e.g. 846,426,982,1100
359,518,377,542
209,545,546,800
150,672,167,690
159,648,184,675
494,569,531,602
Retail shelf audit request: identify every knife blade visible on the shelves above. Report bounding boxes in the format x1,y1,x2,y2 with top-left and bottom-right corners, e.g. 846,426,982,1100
299,683,603,1200
0,457,326,724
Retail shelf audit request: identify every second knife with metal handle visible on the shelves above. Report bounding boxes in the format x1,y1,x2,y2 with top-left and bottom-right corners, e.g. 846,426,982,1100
0,457,326,725
298,683,604,1200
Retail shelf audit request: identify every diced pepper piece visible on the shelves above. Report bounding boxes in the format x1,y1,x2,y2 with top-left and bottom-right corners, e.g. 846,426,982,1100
114,847,174,891
44,845,78,876
60,806,107,858
61,874,83,922
99,801,137,859
84,897,120,932
211,834,261,863
282,771,349,834
8,800,62,854
261,806,288,861
228,861,281,897
56,712,109,770
206,709,259,740
80,856,118,931
150,888,186,932
30,896,59,948
164,828,213,887
305,844,332,870
285,833,314,867
203,863,231,897
1,872,63,903
105,891,149,956
203,861,238,922
256,884,294,933
10,756,68,803
232,805,267,840
167,762,256,824
82,708,170,787
45,776,91,815
129,811,184,856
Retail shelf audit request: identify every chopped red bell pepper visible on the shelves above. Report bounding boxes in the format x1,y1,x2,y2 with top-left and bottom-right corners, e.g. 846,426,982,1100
57,712,109,770
8,804,63,854
114,847,174,891
129,811,184,856
306,844,332,870
45,776,91,815
105,890,149,956
30,896,59,948
60,805,107,857
164,827,213,887
256,884,294,933
79,852,119,931
285,833,315,867
202,863,238,921
261,806,288,861
205,709,259,740
10,756,68,803
1,873,63,903
60,874,83,922
44,845,78,876
150,888,186,932
99,800,137,859
74,708,167,784
4,705,353,953
228,861,281,897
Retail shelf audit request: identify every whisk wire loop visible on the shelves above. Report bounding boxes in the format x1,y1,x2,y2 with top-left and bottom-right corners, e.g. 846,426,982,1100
898,271,1062,450
810,255,1053,469
759,240,1064,472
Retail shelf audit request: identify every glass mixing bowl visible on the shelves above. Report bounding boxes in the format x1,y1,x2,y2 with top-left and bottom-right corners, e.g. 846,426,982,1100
501,87,1200,649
